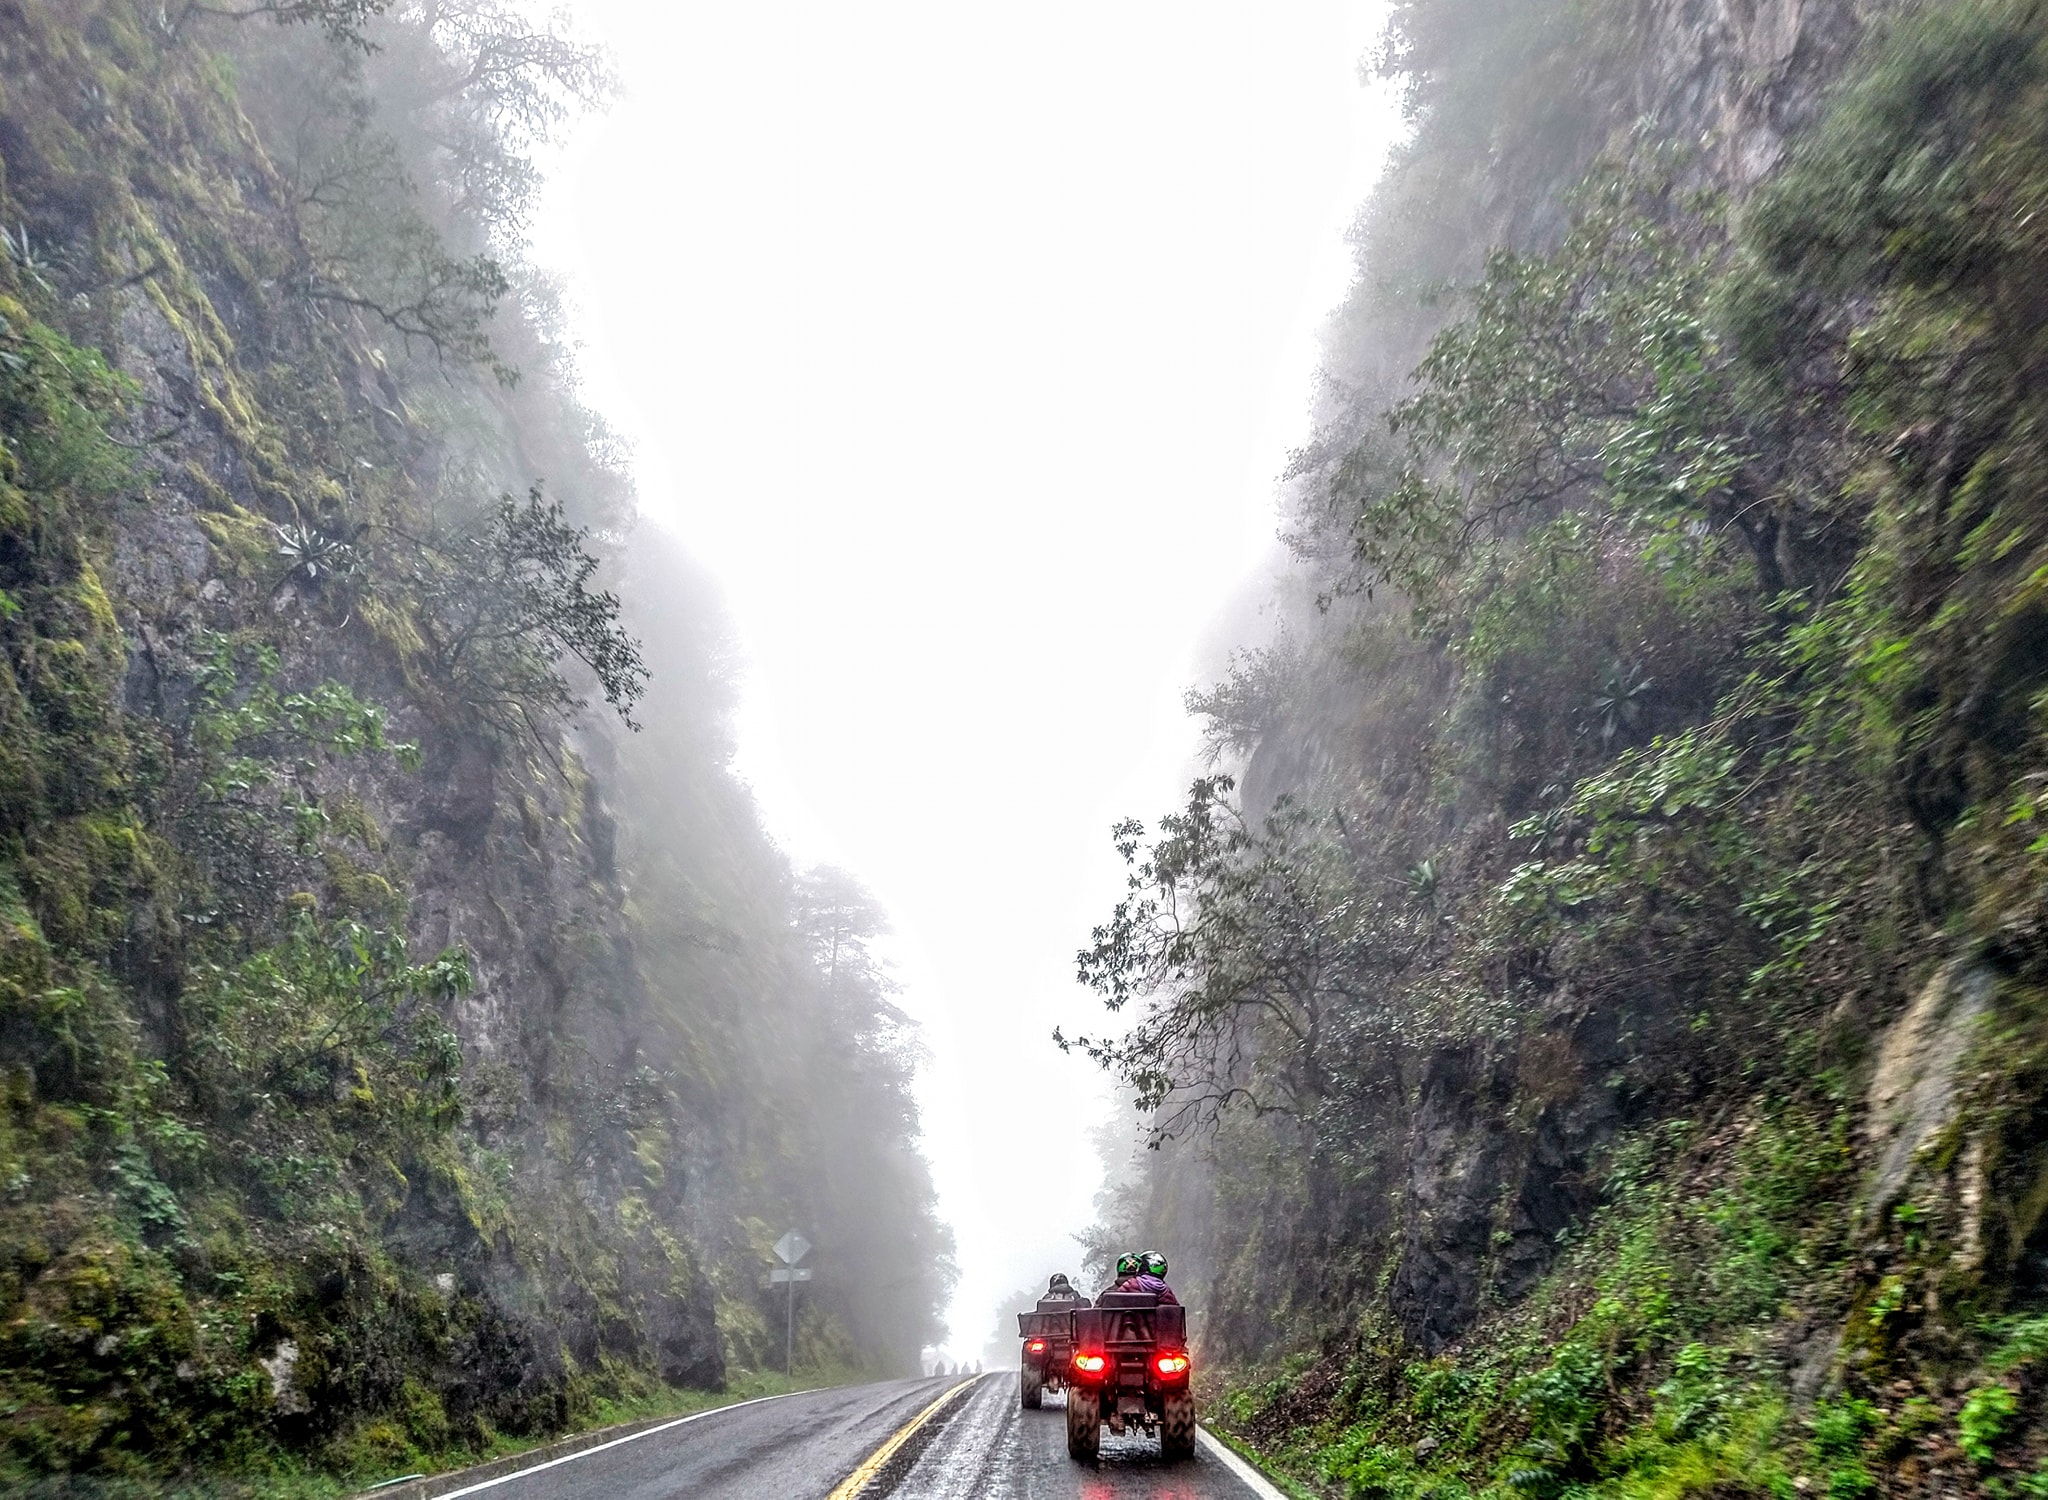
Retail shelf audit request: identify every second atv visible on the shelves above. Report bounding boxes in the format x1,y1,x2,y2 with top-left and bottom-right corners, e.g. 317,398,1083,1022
1016,1307,1074,1408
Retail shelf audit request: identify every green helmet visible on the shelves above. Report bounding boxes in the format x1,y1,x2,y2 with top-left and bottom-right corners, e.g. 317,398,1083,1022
1141,1250,1168,1277
1115,1252,1142,1278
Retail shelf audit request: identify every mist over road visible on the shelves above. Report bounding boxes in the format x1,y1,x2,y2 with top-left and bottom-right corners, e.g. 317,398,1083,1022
449,1374,1276,1499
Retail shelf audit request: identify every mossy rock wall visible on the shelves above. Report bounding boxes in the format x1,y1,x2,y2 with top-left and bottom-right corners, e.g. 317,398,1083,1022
0,3,945,1486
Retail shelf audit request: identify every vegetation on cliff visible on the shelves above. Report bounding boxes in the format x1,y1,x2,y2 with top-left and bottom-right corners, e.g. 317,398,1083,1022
1077,1,2048,1496
0,0,949,1489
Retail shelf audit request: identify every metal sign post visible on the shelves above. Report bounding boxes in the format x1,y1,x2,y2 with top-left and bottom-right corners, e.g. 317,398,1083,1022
773,1231,811,1377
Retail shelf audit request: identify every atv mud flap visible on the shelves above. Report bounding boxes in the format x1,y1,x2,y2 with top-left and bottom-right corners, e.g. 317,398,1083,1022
1114,1385,1146,1434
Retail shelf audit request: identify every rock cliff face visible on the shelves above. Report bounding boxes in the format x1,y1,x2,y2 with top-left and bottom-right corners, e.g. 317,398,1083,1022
1630,0,1869,182
1097,0,2048,1492
1312,0,1906,1338
1147,0,1906,1361
0,1,946,1484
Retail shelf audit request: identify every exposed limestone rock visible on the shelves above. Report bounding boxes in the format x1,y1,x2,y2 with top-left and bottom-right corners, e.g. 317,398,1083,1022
259,1339,307,1415
1862,960,1995,1214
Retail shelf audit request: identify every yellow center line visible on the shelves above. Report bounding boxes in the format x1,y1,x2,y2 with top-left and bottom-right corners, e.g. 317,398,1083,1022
824,1376,980,1500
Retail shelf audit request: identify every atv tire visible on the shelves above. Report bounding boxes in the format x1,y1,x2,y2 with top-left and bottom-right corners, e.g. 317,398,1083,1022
1021,1363,1043,1409
1160,1389,1195,1460
1066,1386,1100,1461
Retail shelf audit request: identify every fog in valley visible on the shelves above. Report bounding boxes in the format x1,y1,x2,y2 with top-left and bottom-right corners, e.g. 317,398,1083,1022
12,0,2048,1489
532,0,1404,1362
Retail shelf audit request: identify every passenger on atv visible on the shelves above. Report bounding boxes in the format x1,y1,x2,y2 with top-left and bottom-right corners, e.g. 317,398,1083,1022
1103,1249,1177,1305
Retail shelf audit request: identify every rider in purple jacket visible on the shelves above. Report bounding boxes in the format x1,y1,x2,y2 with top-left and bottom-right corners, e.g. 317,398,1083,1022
1113,1250,1179,1305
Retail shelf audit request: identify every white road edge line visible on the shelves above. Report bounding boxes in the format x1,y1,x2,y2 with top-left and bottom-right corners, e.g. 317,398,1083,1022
1197,1425,1292,1500
431,1388,812,1499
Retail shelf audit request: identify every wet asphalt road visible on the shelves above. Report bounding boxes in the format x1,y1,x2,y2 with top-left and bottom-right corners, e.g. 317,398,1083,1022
879,1372,1273,1500
447,1372,1277,1499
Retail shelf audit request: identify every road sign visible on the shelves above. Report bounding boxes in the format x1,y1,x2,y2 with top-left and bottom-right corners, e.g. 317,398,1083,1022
772,1229,812,1377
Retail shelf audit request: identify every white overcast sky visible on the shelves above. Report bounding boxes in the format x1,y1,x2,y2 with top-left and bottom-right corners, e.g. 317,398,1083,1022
533,0,1404,1362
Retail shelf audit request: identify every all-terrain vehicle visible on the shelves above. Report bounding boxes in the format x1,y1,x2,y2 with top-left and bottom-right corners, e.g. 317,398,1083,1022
1016,1305,1075,1408
1063,1291,1195,1461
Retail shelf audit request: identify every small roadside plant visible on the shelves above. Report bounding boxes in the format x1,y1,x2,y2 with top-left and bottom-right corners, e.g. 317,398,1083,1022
1959,1385,2019,1465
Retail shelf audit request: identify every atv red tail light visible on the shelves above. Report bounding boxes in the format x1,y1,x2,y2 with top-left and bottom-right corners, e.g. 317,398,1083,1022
1073,1352,1107,1374
1026,1339,1047,1353
1154,1352,1190,1377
